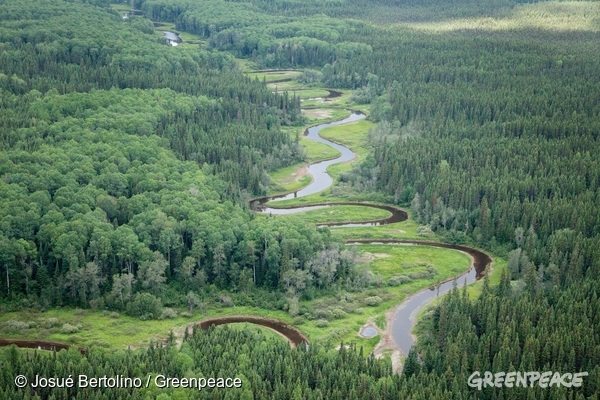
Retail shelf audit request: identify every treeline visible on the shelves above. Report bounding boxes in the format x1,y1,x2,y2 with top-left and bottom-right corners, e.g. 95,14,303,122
406,272,600,399
0,84,363,310
0,326,397,399
0,0,304,194
232,0,517,23
133,0,373,68
4,278,597,400
0,0,367,311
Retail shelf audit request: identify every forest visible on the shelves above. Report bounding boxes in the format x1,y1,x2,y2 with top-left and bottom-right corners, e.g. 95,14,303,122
1,0,599,398
0,0,355,312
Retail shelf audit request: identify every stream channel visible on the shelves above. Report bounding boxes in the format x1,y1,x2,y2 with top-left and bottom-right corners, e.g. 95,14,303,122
0,110,491,359
248,110,492,355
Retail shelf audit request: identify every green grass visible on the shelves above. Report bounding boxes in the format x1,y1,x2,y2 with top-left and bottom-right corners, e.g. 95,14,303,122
301,108,349,123
268,191,375,207
295,243,472,354
319,119,372,155
332,219,426,241
0,306,296,349
268,163,313,193
287,89,331,99
301,137,341,162
267,80,300,90
177,31,198,42
360,244,471,279
375,315,386,330
281,205,391,225
246,71,302,82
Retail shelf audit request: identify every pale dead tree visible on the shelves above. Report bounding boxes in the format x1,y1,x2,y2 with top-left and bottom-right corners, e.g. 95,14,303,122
281,268,312,295
309,249,339,289
186,291,202,312
137,251,167,296
515,226,525,248
65,261,104,305
111,273,135,308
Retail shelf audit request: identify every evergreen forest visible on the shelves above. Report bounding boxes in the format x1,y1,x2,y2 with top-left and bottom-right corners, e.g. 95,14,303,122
0,0,599,398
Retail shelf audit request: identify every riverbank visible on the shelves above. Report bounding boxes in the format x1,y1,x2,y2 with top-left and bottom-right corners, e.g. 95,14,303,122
1,68,500,367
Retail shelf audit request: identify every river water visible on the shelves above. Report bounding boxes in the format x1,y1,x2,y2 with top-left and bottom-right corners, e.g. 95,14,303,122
162,31,181,46
254,109,491,357
263,111,365,208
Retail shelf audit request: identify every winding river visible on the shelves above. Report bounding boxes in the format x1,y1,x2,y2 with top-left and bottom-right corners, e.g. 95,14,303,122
0,95,491,362
249,110,493,357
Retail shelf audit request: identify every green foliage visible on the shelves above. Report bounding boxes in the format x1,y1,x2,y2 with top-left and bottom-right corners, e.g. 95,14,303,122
126,292,163,319
0,0,305,194
363,296,382,307
60,323,80,334
314,318,329,327
0,326,400,399
0,0,352,309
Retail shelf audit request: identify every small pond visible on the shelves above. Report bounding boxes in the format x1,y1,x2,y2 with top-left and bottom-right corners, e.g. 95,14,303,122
360,326,378,338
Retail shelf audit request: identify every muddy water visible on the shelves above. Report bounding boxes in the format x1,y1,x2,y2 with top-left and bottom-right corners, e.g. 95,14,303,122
251,108,493,359
0,338,85,354
254,201,407,228
198,315,309,346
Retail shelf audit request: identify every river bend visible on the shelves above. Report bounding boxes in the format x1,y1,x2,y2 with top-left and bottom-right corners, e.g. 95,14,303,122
250,110,493,356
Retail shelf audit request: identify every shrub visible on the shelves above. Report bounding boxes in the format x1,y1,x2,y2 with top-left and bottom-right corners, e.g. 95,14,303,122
328,327,352,340
330,307,348,319
61,323,80,334
407,268,436,280
293,316,306,325
417,225,433,236
89,298,105,310
342,302,356,313
388,275,412,286
39,318,60,328
219,295,234,307
159,308,178,320
89,340,110,348
68,335,82,343
1,320,34,332
315,309,334,321
353,308,365,314
364,296,383,307
315,319,329,328
339,293,355,303
127,292,163,319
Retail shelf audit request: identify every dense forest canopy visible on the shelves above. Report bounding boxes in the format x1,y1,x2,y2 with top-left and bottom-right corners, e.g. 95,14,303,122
1,0,600,398
0,0,305,194
0,0,360,312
